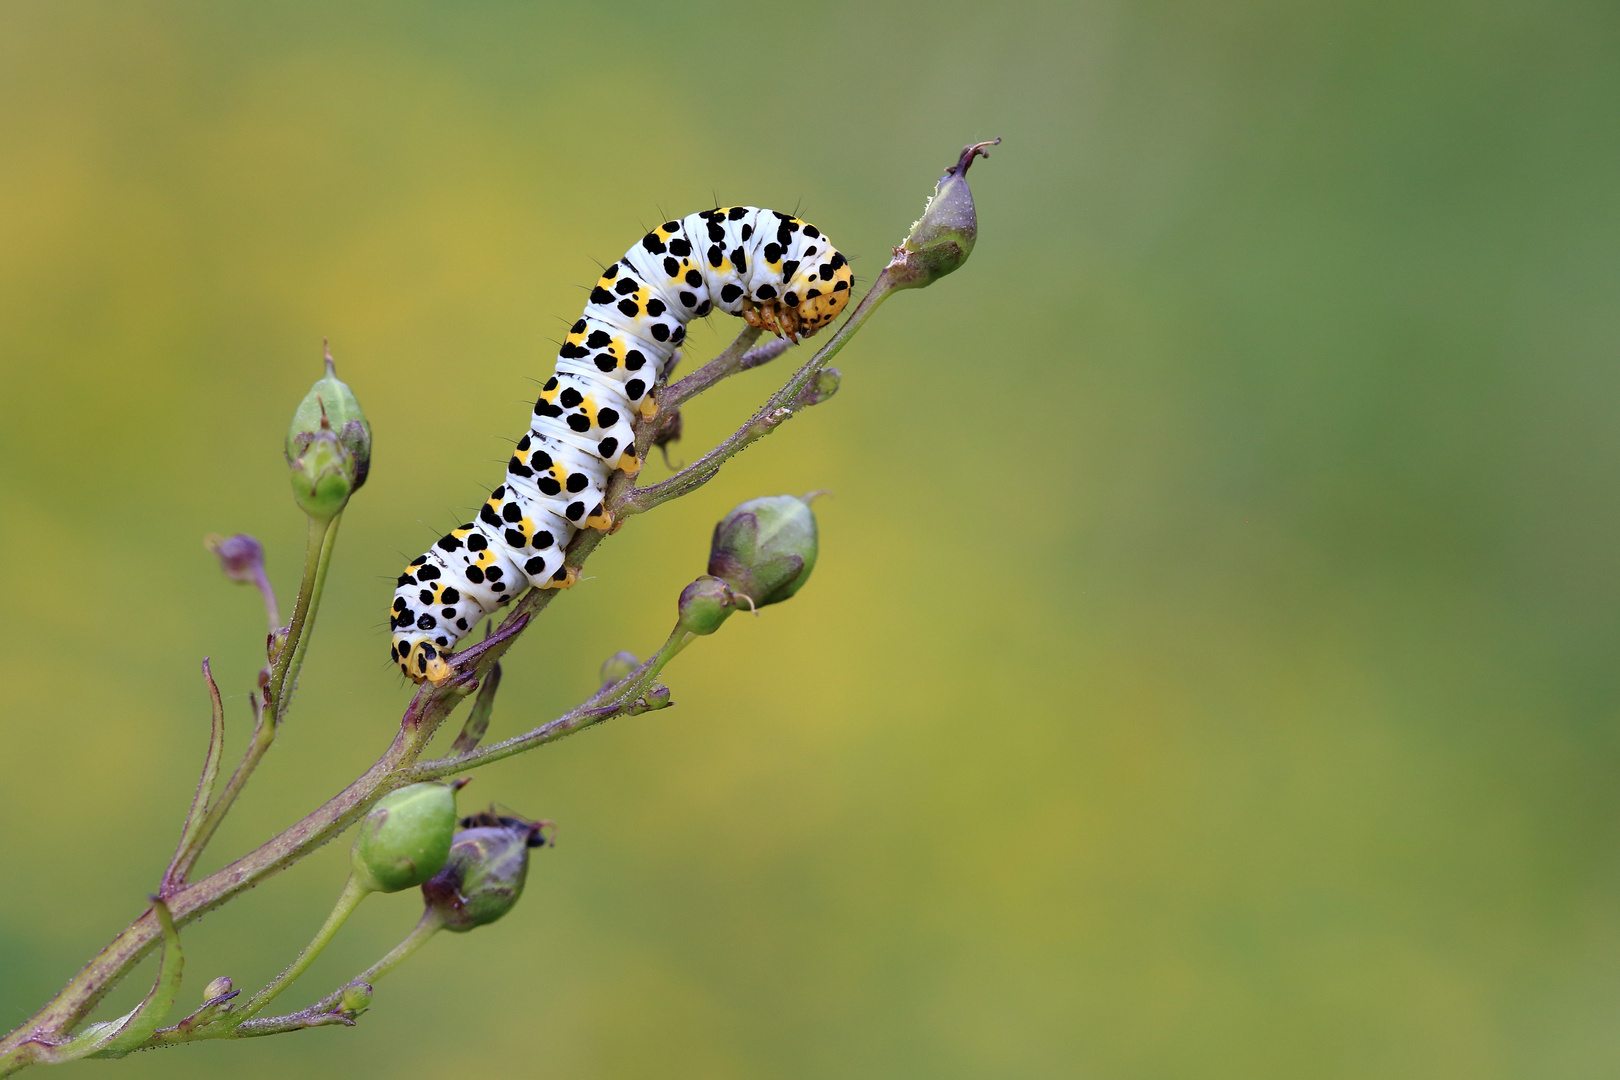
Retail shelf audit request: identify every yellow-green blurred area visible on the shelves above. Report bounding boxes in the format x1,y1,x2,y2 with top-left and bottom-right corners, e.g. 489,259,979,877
3,0,1619,1076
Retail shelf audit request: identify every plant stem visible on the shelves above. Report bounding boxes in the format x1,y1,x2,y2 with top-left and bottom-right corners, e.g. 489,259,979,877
353,910,444,986
738,336,794,371
410,626,689,781
661,326,762,408
409,702,622,781
623,272,900,516
234,876,370,1024
170,512,343,886
160,661,228,894
611,627,691,708
229,910,447,1040
271,512,343,722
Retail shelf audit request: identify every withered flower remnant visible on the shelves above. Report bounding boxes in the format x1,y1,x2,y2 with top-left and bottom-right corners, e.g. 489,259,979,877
420,812,552,932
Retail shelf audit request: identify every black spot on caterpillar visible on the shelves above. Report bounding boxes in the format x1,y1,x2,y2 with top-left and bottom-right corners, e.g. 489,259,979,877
391,207,853,683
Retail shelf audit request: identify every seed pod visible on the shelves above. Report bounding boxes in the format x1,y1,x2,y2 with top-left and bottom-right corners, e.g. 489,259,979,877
707,494,820,609
895,139,999,289
286,345,372,520
351,782,461,894
421,812,551,932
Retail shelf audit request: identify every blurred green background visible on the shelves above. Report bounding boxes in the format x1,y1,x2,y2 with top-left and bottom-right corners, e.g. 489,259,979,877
2,1,1618,1077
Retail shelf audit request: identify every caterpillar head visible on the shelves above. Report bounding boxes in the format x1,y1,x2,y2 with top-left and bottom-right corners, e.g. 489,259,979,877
749,249,853,341
393,635,453,685
792,250,853,336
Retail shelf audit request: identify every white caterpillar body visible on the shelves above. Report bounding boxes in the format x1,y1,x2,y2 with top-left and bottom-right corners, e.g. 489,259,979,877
390,206,853,683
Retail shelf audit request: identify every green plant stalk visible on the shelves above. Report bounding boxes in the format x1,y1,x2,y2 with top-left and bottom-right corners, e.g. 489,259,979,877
160,661,227,894
232,875,370,1025
167,513,343,888
607,627,692,709
622,270,900,516
227,910,448,1041
273,512,343,721
411,627,689,781
660,325,762,408
350,909,444,987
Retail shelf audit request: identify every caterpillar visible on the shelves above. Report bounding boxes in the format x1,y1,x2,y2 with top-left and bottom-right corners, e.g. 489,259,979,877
390,207,853,684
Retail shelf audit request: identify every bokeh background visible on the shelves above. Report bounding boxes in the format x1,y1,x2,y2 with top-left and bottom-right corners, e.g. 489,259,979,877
2,1,1618,1077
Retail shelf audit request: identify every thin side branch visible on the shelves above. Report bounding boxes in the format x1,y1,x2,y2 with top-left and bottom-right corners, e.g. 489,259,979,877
161,660,227,893
661,326,763,408
622,270,901,517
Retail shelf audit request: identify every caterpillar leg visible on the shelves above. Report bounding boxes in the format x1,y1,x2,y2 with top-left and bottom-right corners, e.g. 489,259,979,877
616,449,642,476
585,507,615,532
742,299,801,343
638,396,659,421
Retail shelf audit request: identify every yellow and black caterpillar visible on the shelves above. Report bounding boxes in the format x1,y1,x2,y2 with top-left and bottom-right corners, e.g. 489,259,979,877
390,207,852,683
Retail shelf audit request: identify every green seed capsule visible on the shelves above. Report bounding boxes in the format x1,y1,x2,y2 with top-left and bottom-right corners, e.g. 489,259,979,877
286,345,372,520
707,494,820,609
421,813,551,932
351,782,461,894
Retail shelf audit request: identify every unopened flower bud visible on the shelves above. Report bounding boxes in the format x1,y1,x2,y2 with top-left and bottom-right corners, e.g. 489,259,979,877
351,781,461,893
895,139,999,289
339,982,372,1013
421,812,551,932
286,345,372,521
203,976,233,1002
599,650,639,687
707,493,820,608
677,576,736,635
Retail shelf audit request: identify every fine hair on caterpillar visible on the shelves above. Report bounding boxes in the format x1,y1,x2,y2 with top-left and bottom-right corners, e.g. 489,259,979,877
389,207,853,684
